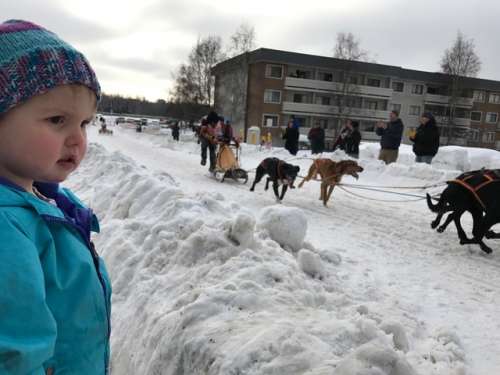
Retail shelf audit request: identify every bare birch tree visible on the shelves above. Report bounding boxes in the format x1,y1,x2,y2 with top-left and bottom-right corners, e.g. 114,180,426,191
440,30,481,144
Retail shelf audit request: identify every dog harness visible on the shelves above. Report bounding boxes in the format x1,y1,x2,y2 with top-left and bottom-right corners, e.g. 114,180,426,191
449,169,500,210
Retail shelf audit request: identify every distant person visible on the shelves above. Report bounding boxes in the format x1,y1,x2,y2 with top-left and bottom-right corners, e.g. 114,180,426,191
332,120,356,151
308,122,325,154
283,120,299,156
409,112,440,164
200,111,218,171
376,110,404,164
171,121,180,141
219,120,239,146
344,120,362,158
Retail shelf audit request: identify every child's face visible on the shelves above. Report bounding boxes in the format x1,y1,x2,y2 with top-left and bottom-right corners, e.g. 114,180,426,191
0,84,96,192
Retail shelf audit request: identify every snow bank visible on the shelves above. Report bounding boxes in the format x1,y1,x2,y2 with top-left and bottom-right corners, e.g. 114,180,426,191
63,143,469,375
257,206,307,252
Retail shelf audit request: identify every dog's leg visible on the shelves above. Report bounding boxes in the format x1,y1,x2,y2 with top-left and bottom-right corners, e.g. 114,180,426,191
431,211,445,229
437,212,456,233
485,230,500,239
273,182,281,202
250,167,263,191
472,213,495,254
324,184,336,206
452,210,473,244
265,178,271,191
279,185,288,201
321,182,329,206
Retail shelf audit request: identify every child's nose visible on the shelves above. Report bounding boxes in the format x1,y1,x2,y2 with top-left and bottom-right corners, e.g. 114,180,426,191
66,125,86,146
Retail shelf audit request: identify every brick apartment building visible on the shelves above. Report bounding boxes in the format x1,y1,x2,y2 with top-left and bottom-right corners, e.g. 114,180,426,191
212,48,500,150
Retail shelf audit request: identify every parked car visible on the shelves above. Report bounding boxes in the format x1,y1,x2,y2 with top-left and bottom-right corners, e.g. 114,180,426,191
115,117,125,125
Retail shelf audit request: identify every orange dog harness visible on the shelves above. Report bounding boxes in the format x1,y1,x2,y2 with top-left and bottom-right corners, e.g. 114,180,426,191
449,170,500,210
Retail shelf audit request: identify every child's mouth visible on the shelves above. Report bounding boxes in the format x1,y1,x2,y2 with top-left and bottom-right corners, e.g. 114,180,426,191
57,156,77,168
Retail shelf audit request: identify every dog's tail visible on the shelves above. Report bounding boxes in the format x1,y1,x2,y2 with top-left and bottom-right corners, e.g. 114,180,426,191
426,193,443,212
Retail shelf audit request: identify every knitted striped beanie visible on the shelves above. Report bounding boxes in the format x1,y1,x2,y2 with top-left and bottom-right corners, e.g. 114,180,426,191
0,19,101,115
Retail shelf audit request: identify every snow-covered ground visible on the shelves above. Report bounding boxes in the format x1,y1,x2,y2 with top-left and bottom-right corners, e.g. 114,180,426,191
68,122,500,374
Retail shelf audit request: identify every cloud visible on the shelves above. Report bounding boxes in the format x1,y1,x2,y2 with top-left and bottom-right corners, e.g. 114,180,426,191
3,0,500,100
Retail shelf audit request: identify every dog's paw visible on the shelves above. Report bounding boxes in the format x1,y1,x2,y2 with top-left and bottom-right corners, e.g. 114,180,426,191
437,226,445,233
482,246,493,254
485,230,496,239
431,221,438,229
249,187,254,192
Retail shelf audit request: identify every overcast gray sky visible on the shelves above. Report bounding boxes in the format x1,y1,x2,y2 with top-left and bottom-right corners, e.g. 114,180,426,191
3,0,499,101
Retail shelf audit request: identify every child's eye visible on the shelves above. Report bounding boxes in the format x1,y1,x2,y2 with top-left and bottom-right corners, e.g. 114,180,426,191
48,116,65,125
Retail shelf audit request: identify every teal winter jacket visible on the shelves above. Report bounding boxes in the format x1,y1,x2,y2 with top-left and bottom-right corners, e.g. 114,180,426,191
0,179,111,374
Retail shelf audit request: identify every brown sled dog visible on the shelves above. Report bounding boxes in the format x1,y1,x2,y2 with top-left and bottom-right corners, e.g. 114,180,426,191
298,159,363,206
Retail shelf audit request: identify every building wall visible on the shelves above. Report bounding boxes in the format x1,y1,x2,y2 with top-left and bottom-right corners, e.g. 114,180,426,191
213,50,500,151
246,62,285,143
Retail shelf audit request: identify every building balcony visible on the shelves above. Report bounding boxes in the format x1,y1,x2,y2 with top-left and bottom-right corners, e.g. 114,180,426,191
435,116,471,127
282,101,390,120
425,94,473,107
284,77,393,98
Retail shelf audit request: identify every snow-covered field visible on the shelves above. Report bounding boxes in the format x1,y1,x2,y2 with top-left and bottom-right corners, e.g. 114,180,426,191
68,122,500,374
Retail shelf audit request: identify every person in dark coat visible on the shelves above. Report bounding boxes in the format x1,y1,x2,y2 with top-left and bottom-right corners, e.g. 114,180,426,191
344,120,362,158
332,121,352,151
409,112,440,164
283,120,299,156
376,110,404,164
308,122,325,154
171,121,180,141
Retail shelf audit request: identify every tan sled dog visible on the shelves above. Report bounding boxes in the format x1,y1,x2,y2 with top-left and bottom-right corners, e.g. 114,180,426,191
298,159,364,206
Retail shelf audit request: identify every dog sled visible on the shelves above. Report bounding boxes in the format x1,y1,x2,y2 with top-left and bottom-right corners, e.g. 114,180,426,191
213,142,248,184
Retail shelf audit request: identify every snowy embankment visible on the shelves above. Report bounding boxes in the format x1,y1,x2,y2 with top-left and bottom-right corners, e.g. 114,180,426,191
62,135,496,375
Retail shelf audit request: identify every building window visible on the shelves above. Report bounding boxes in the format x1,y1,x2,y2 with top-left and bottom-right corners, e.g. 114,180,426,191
366,100,378,110
482,132,495,143
349,76,359,85
471,111,482,122
409,105,421,116
411,84,424,95
367,78,381,87
392,82,404,92
318,72,333,81
486,112,498,124
293,93,309,103
469,130,479,142
320,96,331,106
264,89,282,104
489,93,500,104
392,103,402,113
473,90,485,102
265,64,283,79
263,114,279,127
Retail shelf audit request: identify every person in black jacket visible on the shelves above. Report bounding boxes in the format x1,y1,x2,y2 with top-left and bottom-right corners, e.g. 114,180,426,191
409,112,440,164
344,120,361,158
171,121,180,141
308,122,325,154
376,110,404,164
283,120,299,155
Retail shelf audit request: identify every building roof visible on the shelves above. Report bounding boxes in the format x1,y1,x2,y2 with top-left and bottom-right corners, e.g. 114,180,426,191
213,48,500,91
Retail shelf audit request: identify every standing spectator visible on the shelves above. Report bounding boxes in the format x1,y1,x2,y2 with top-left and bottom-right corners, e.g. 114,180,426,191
344,121,362,158
283,120,299,156
409,112,440,164
376,110,404,164
171,121,180,141
308,121,325,154
332,120,352,151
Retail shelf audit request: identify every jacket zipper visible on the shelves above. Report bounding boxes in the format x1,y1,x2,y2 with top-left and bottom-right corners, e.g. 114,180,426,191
41,214,110,374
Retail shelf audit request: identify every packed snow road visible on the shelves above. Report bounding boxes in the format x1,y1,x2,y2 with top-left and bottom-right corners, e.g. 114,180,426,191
78,123,500,374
